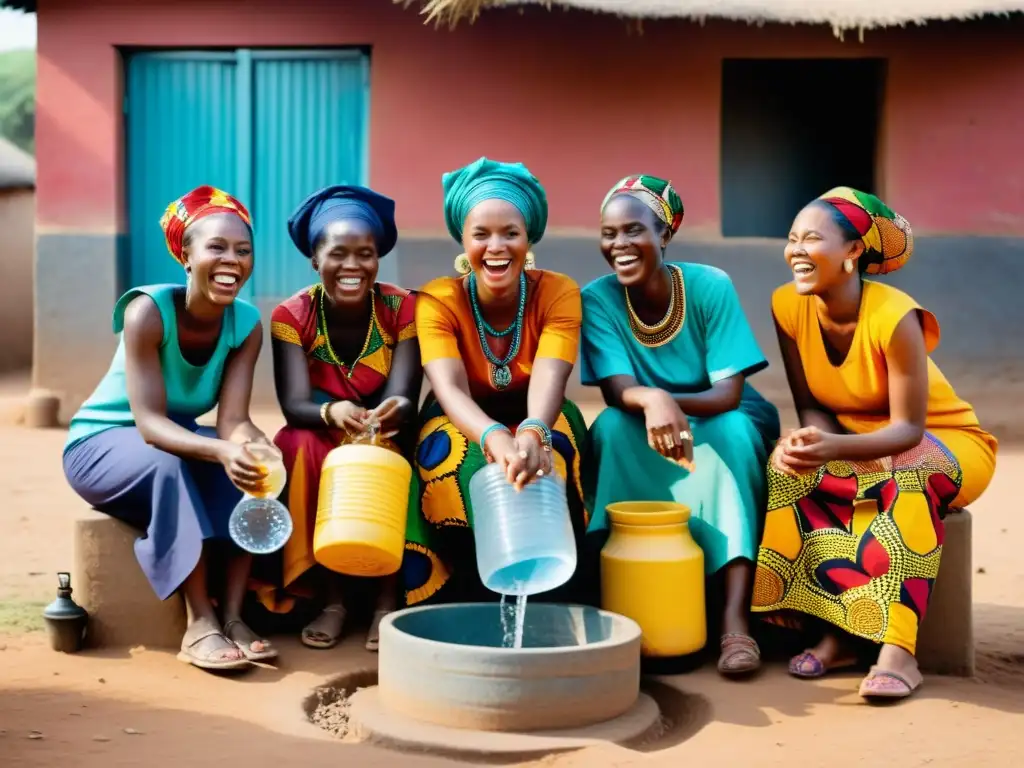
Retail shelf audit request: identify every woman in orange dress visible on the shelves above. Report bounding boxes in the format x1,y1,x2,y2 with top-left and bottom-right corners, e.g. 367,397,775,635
752,188,997,700
256,185,420,651
402,157,589,606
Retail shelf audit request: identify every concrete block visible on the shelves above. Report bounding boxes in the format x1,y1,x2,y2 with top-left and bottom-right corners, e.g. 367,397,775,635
917,509,974,676
73,509,186,650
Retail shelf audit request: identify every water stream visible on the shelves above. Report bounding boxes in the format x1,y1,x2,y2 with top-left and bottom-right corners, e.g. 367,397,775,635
499,591,528,649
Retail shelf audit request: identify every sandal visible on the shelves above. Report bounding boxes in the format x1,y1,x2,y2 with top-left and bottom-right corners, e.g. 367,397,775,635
788,651,859,679
858,665,921,700
718,633,761,677
223,619,279,663
365,609,391,653
301,605,347,650
177,628,251,671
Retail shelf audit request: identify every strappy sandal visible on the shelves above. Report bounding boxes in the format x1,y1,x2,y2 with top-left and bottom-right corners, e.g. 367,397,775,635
223,619,279,663
177,628,252,671
858,665,922,700
301,605,347,650
718,633,761,677
788,651,859,679
364,609,391,653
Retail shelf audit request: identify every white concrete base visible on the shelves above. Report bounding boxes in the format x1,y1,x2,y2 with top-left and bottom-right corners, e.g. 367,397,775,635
347,687,662,757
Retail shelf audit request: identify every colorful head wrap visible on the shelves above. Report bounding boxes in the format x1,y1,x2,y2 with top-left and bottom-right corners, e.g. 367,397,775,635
287,185,398,259
601,175,685,235
816,187,914,275
159,185,252,265
442,157,548,245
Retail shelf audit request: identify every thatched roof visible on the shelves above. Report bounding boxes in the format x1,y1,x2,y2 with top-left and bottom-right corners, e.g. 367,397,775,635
400,0,1024,31
0,137,35,192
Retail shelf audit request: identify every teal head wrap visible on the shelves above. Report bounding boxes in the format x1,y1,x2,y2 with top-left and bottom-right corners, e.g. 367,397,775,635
442,157,548,245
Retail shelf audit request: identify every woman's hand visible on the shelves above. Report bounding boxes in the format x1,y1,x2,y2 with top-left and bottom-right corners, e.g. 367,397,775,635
218,442,268,494
504,431,552,491
370,396,410,438
327,401,369,436
642,389,694,470
778,426,839,471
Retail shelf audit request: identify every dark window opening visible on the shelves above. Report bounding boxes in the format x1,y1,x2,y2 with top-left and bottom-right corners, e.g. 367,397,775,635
720,58,885,238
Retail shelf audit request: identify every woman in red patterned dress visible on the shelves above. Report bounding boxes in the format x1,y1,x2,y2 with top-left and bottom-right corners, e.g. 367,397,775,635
255,186,421,651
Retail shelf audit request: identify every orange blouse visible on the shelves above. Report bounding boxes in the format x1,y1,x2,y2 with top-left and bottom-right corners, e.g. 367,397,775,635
416,269,582,398
772,280,992,445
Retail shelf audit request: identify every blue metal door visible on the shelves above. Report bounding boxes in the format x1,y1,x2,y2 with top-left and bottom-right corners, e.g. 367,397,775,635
251,51,369,299
126,52,240,289
125,49,369,299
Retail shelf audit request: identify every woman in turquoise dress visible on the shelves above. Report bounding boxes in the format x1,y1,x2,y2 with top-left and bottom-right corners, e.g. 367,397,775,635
581,175,780,676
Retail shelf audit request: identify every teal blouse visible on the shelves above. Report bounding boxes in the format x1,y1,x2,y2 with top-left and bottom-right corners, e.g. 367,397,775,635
65,284,261,453
580,262,778,444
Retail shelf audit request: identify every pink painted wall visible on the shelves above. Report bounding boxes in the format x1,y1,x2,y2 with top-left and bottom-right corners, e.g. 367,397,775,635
35,0,1024,236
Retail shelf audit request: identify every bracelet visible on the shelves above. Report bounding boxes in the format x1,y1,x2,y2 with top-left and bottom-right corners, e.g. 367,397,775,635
480,423,511,456
320,401,334,427
518,418,552,448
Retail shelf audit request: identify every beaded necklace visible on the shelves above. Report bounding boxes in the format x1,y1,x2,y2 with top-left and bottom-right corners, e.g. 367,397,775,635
468,271,527,390
317,284,377,378
625,264,686,348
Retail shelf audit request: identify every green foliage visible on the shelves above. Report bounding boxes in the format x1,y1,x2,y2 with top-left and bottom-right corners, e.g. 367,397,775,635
0,49,35,155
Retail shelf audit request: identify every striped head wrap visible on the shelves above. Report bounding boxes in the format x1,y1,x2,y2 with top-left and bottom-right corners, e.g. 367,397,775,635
160,185,252,264
601,175,684,235
816,187,914,275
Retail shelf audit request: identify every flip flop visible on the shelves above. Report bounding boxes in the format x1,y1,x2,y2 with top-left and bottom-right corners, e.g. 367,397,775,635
364,609,391,653
223,619,279,663
301,605,347,650
718,633,761,677
858,666,921,700
177,628,252,671
788,651,859,679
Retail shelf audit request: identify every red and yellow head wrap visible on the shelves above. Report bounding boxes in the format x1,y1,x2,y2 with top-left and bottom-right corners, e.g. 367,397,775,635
601,175,685,236
816,187,913,275
159,185,252,264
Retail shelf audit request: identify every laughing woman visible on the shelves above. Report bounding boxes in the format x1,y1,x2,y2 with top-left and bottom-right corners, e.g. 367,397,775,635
403,157,590,606
752,189,997,700
258,186,420,651
63,186,276,671
581,176,780,676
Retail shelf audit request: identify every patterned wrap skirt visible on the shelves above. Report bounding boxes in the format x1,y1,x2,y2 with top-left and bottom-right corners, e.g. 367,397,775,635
403,398,590,607
751,433,964,655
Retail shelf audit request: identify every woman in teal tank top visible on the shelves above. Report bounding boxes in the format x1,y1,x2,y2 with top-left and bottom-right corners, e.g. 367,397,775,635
63,186,277,672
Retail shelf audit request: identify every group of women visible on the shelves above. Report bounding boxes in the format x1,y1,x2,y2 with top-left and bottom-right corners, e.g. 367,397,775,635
62,159,997,701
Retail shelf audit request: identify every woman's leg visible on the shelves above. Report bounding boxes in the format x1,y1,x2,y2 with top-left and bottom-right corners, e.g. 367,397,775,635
365,573,399,652
63,428,247,668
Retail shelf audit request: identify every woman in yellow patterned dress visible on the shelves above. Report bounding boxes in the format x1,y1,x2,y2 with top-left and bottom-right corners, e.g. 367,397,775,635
752,188,997,700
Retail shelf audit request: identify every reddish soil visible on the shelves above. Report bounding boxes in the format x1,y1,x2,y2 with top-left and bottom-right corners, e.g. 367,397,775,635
1,409,1022,767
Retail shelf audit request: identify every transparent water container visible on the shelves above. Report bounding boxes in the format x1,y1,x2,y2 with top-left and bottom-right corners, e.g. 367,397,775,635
229,496,293,555
468,463,577,596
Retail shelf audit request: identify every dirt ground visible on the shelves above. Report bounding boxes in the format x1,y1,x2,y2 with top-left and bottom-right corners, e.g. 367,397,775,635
1,406,1022,767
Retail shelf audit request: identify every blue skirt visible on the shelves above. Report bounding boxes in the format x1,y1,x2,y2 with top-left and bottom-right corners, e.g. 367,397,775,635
63,425,242,600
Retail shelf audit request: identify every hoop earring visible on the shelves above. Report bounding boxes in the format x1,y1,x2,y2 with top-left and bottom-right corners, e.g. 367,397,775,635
454,253,471,275
843,258,855,274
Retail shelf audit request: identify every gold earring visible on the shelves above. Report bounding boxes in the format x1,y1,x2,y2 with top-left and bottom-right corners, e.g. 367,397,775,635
454,253,471,275
525,251,537,270
843,258,855,274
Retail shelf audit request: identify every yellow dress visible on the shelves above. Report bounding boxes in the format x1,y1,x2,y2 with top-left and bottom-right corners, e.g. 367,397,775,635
752,281,997,654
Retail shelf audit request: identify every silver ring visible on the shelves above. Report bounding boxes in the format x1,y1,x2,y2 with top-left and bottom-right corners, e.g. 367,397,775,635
679,430,693,442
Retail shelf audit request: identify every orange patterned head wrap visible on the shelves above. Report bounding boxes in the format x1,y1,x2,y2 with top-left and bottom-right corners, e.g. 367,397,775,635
816,187,913,275
159,185,252,264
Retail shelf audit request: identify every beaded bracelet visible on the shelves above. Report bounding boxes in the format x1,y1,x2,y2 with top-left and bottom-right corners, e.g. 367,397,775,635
480,423,512,457
518,418,553,448
320,401,334,427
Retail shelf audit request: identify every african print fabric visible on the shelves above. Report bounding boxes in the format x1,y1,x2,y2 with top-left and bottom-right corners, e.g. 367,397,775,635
601,175,684,234
159,185,251,264
817,187,914,275
403,398,590,606
752,434,963,654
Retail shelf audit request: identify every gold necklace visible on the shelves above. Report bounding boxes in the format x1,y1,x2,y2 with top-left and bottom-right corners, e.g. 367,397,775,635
625,264,686,348
318,285,377,378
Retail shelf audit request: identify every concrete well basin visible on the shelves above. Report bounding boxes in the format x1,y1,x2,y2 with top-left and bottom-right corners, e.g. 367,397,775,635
377,602,642,732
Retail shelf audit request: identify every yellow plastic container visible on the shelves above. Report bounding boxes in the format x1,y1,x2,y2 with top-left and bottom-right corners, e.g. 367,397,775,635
601,501,706,657
314,441,412,577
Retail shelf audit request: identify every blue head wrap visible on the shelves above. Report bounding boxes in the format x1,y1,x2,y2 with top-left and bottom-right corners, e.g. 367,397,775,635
287,185,398,258
442,157,548,245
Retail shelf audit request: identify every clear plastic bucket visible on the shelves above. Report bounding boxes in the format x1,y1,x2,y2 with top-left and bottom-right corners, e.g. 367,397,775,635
468,463,577,596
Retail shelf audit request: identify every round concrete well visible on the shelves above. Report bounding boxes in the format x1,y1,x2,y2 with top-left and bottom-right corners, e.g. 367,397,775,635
377,602,642,732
